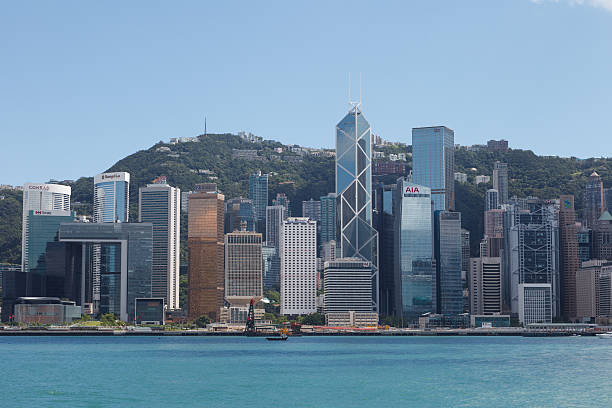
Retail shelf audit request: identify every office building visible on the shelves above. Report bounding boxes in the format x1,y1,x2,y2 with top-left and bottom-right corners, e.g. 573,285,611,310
321,240,337,264
461,229,471,276
412,126,455,211
434,210,462,316
23,210,76,275
93,172,130,223
336,104,379,310
58,222,153,322
302,199,321,223
224,197,256,233
487,139,509,152
273,193,291,216
280,218,316,315
599,264,612,318
14,297,81,325
484,209,505,240
485,189,499,211
374,182,397,317
593,211,612,261
21,183,71,272
518,283,553,325
262,244,280,289
576,261,602,321
224,229,263,308
324,258,373,314
393,180,435,320
266,205,287,250
320,193,337,244
249,171,268,236
138,182,181,310
493,161,509,204
577,227,593,263
469,257,502,315
188,184,225,320
559,195,579,320
584,171,604,228
181,191,194,213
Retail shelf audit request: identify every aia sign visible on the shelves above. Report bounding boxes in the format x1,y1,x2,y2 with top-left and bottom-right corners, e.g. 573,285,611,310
405,186,420,193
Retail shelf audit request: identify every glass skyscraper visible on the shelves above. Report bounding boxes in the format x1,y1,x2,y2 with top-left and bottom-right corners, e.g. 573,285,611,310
394,181,435,321
335,105,378,311
412,126,455,212
434,210,462,315
224,197,256,233
93,172,130,223
320,193,337,244
25,210,76,276
249,171,268,237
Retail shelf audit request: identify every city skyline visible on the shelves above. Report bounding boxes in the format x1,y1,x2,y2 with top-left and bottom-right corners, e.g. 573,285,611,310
1,1,611,186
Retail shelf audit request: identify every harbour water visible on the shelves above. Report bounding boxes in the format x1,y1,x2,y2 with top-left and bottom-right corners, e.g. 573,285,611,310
2,336,611,407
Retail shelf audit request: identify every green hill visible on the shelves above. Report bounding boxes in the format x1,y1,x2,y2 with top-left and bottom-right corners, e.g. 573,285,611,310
0,133,610,264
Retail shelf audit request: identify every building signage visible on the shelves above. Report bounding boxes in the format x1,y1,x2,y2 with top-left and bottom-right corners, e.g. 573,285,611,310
28,185,50,191
405,186,420,193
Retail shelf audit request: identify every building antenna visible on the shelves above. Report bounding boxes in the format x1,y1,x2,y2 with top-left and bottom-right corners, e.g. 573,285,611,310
359,72,362,109
348,72,351,109
204,117,207,136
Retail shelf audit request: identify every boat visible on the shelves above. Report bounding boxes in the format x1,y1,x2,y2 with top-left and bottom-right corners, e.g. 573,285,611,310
266,333,288,341
596,331,612,338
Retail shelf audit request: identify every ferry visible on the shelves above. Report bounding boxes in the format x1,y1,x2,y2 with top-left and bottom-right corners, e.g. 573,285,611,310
596,331,612,339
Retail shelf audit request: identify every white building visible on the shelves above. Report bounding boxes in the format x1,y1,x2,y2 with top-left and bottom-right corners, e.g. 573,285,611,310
22,183,71,272
139,182,181,310
518,283,553,325
474,175,491,185
280,218,317,315
93,172,130,223
454,172,468,183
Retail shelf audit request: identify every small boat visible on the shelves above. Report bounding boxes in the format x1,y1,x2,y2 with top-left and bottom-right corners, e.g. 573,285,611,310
266,333,288,341
596,331,612,339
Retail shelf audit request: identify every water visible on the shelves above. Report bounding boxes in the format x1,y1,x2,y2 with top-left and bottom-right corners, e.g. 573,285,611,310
1,336,611,407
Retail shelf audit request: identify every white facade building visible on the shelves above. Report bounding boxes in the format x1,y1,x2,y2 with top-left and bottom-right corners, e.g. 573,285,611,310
93,172,130,223
21,183,71,272
138,183,181,310
518,283,553,325
280,218,317,315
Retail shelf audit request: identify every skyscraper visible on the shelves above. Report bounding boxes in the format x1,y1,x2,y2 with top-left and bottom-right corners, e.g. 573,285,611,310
434,210,462,315
394,181,435,321
302,199,321,223
336,104,378,311
224,197,256,233
320,193,337,244
273,193,290,216
584,171,604,228
224,229,263,307
249,171,268,236
188,183,225,320
559,195,578,320
485,189,499,211
262,244,280,289
138,182,181,310
266,205,286,250
280,218,317,315
412,126,455,211
374,182,397,317
93,172,130,223
469,257,502,315
324,258,373,314
25,210,76,276
493,161,509,204
21,183,71,272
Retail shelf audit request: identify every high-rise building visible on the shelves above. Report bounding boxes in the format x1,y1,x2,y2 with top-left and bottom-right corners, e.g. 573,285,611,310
224,229,263,307
484,209,505,239
461,229,471,276
434,210,462,315
412,126,455,211
138,182,181,310
24,210,76,276
22,183,71,272
599,263,612,318
58,222,153,322
302,199,321,223
606,188,612,214
558,195,579,320
393,180,435,321
374,182,397,317
577,227,593,263
273,193,290,216
249,171,268,236
518,283,553,325
493,161,509,204
224,197,256,233
469,257,502,315
320,193,337,244
593,211,612,261
584,171,604,228
93,172,130,223
188,184,225,320
280,218,316,315
262,244,280,289
324,258,373,314
576,261,602,320
266,205,287,250
321,240,337,264
485,189,499,211
336,105,379,311
181,191,194,213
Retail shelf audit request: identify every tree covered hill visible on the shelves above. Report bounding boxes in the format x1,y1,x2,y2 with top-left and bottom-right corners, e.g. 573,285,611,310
0,132,610,264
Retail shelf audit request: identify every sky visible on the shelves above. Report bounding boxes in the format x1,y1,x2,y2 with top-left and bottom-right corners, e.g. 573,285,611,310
1,0,611,185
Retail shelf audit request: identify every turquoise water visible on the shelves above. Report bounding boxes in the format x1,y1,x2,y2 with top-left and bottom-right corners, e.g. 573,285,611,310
1,336,611,407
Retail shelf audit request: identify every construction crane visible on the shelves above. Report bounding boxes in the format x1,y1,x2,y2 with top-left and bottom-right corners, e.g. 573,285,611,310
245,298,256,336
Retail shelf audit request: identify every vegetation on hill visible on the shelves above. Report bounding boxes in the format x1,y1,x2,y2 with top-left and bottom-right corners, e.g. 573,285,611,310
0,133,610,264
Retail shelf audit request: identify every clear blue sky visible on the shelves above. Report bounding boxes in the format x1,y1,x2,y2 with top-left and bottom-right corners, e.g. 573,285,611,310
1,0,611,185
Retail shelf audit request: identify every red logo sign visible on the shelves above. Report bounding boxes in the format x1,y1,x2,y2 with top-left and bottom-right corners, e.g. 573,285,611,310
405,186,420,193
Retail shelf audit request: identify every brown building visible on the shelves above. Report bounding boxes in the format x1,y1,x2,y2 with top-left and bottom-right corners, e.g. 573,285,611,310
559,195,579,320
188,183,225,320
594,211,612,261
576,261,601,321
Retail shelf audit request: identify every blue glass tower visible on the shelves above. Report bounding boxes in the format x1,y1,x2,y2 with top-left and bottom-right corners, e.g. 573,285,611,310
320,193,337,244
93,172,130,223
412,126,455,212
434,210,462,315
394,181,435,321
249,171,268,237
336,104,378,311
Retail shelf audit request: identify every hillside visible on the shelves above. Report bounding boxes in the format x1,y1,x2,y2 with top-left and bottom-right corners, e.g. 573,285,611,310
0,132,610,264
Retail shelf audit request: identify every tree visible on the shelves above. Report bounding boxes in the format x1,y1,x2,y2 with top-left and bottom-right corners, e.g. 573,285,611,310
300,312,325,325
193,315,211,328
100,313,117,326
